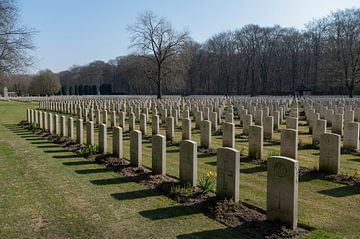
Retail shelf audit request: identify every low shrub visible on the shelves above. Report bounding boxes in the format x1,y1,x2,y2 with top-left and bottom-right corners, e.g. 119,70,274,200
199,171,216,193
168,183,193,196
79,144,98,158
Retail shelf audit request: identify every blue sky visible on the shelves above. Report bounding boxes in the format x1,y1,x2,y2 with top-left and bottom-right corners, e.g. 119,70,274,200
18,0,360,73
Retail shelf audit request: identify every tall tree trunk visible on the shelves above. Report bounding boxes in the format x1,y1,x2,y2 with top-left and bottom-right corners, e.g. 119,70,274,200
157,64,162,99
157,82,162,99
347,81,354,98
97,84,101,95
251,68,255,96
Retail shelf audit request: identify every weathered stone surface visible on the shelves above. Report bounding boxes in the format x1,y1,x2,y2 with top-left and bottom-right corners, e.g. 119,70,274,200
152,115,159,135
48,113,53,133
254,110,263,126
343,122,359,150
140,113,147,136
111,110,116,127
179,140,197,186
313,119,326,144
216,147,240,202
319,133,340,174
113,126,123,159
43,112,48,131
60,115,66,137
96,109,101,125
54,114,59,135
286,117,298,131
344,110,354,124
225,113,234,123
130,130,142,166
119,111,125,128
86,121,94,145
249,125,263,159
200,120,211,148
222,122,235,148
264,116,274,140
243,114,253,135
182,118,191,140
76,119,83,144
280,129,298,160
166,117,175,141
67,117,74,139
332,114,343,135
152,134,166,175
210,111,218,131
99,123,107,154
267,156,299,230
129,112,135,131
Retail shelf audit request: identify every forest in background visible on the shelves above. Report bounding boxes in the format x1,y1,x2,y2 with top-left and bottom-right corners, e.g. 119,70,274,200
1,7,360,97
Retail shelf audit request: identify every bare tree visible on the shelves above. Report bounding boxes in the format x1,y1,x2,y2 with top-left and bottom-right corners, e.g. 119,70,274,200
29,70,61,96
128,11,189,99
0,0,35,74
323,8,360,97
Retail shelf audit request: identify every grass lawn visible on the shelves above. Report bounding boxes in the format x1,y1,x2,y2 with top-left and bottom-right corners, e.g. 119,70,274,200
1,100,360,238
0,100,245,239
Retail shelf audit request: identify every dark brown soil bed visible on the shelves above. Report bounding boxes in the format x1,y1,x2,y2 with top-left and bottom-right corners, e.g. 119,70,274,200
198,147,217,155
299,167,360,186
166,140,180,146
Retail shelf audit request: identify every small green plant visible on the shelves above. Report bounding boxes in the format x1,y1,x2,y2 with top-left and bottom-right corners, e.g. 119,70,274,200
169,183,193,196
29,122,39,130
268,151,280,157
79,144,98,157
199,171,216,193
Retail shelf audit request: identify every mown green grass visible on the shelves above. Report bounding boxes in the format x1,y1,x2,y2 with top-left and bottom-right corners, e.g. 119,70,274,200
0,101,245,239
2,100,360,238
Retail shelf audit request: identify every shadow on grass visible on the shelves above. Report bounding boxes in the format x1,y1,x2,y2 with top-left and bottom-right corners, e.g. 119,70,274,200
23,138,45,141
111,189,160,201
52,154,82,159
240,165,267,174
30,141,51,145
15,133,34,136
198,153,216,158
263,141,280,147
91,177,133,185
44,149,69,153
349,158,360,162
205,161,217,166
318,185,360,197
139,204,200,220
167,149,180,153
75,168,111,174
63,161,95,166
176,228,244,239
37,145,60,149
299,174,316,183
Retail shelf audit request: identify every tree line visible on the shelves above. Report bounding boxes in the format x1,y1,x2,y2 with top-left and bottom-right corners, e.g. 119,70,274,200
1,3,360,97
56,8,360,97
